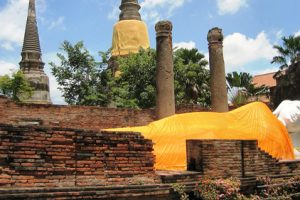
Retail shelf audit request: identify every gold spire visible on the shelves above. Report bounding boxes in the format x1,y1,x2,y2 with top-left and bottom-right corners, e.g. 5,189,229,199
111,0,150,57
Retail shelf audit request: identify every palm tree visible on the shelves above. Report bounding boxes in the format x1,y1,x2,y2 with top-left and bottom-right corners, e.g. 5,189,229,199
174,48,210,106
226,71,252,90
271,35,300,69
226,72,269,104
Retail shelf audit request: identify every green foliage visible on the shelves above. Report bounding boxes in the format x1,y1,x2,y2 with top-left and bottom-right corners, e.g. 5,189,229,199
50,41,111,106
113,48,156,108
172,183,189,200
114,48,211,108
195,178,245,200
174,48,210,107
226,72,252,90
230,91,248,107
271,35,300,69
0,70,33,102
256,176,300,199
226,71,269,106
51,41,211,108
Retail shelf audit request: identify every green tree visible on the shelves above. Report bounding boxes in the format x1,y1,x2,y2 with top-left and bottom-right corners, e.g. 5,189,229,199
50,41,111,106
174,48,210,107
113,48,156,108
0,70,33,102
114,48,210,108
51,41,211,109
226,71,253,90
226,71,269,104
271,35,300,69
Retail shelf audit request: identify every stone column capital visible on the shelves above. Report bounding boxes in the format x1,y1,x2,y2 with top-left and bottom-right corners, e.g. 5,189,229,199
207,27,223,45
155,21,173,37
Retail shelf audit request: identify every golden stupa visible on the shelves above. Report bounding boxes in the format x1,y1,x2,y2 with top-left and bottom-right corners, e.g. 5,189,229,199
111,0,150,57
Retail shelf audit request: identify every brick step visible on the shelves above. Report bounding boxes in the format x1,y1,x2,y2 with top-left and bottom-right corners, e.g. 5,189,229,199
0,185,171,200
257,181,300,190
268,172,300,180
0,182,200,200
157,170,202,184
0,184,168,194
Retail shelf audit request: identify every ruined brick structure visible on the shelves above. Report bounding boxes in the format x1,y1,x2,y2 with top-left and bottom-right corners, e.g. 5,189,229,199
0,96,206,131
1,94,300,198
0,124,154,188
187,140,300,178
0,95,155,130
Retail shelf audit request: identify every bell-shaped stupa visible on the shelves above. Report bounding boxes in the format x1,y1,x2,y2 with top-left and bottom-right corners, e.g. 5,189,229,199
19,0,51,104
111,0,150,57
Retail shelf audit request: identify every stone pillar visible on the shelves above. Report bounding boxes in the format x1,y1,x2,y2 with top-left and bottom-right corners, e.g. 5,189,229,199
155,21,175,119
207,27,228,112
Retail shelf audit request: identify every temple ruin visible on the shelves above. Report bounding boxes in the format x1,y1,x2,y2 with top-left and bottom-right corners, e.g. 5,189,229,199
0,0,299,199
110,0,150,75
19,0,51,104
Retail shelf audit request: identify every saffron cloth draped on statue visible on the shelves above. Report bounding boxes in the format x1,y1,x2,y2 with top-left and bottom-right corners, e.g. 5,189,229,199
106,102,295,170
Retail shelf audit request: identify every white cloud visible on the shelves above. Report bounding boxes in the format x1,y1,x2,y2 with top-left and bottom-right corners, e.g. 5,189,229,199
252,67,278,76
48,73,66,105
1,42,14,51
217,0,248,15
0,60,18,76
0,0,28,50
48,16,65,30
174,41,196,50
0,0,47,51
295,30,300,37
141,0,189,22
223,32,276,71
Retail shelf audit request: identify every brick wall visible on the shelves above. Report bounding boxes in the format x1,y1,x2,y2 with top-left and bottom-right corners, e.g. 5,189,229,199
0,96,207,131
0,96,156,130
186,140,300,178
0,124,155,188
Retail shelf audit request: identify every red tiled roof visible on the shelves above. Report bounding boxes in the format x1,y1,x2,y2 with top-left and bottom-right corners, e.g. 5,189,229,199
253,72,276,87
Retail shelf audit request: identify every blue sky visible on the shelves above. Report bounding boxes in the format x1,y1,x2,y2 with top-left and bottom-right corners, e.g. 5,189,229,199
0,0,299,104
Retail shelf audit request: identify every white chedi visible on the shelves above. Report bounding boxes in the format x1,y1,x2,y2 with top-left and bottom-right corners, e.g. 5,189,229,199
273,100,300,159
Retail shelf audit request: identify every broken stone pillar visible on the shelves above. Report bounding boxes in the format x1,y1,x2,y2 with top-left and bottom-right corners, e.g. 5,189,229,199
155,21,175,119
207,27,228,112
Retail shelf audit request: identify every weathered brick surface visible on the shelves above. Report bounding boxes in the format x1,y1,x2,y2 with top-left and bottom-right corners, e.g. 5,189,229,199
0,96,207,131
187,140,300,178
0,96,155,130
0,124,155,188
